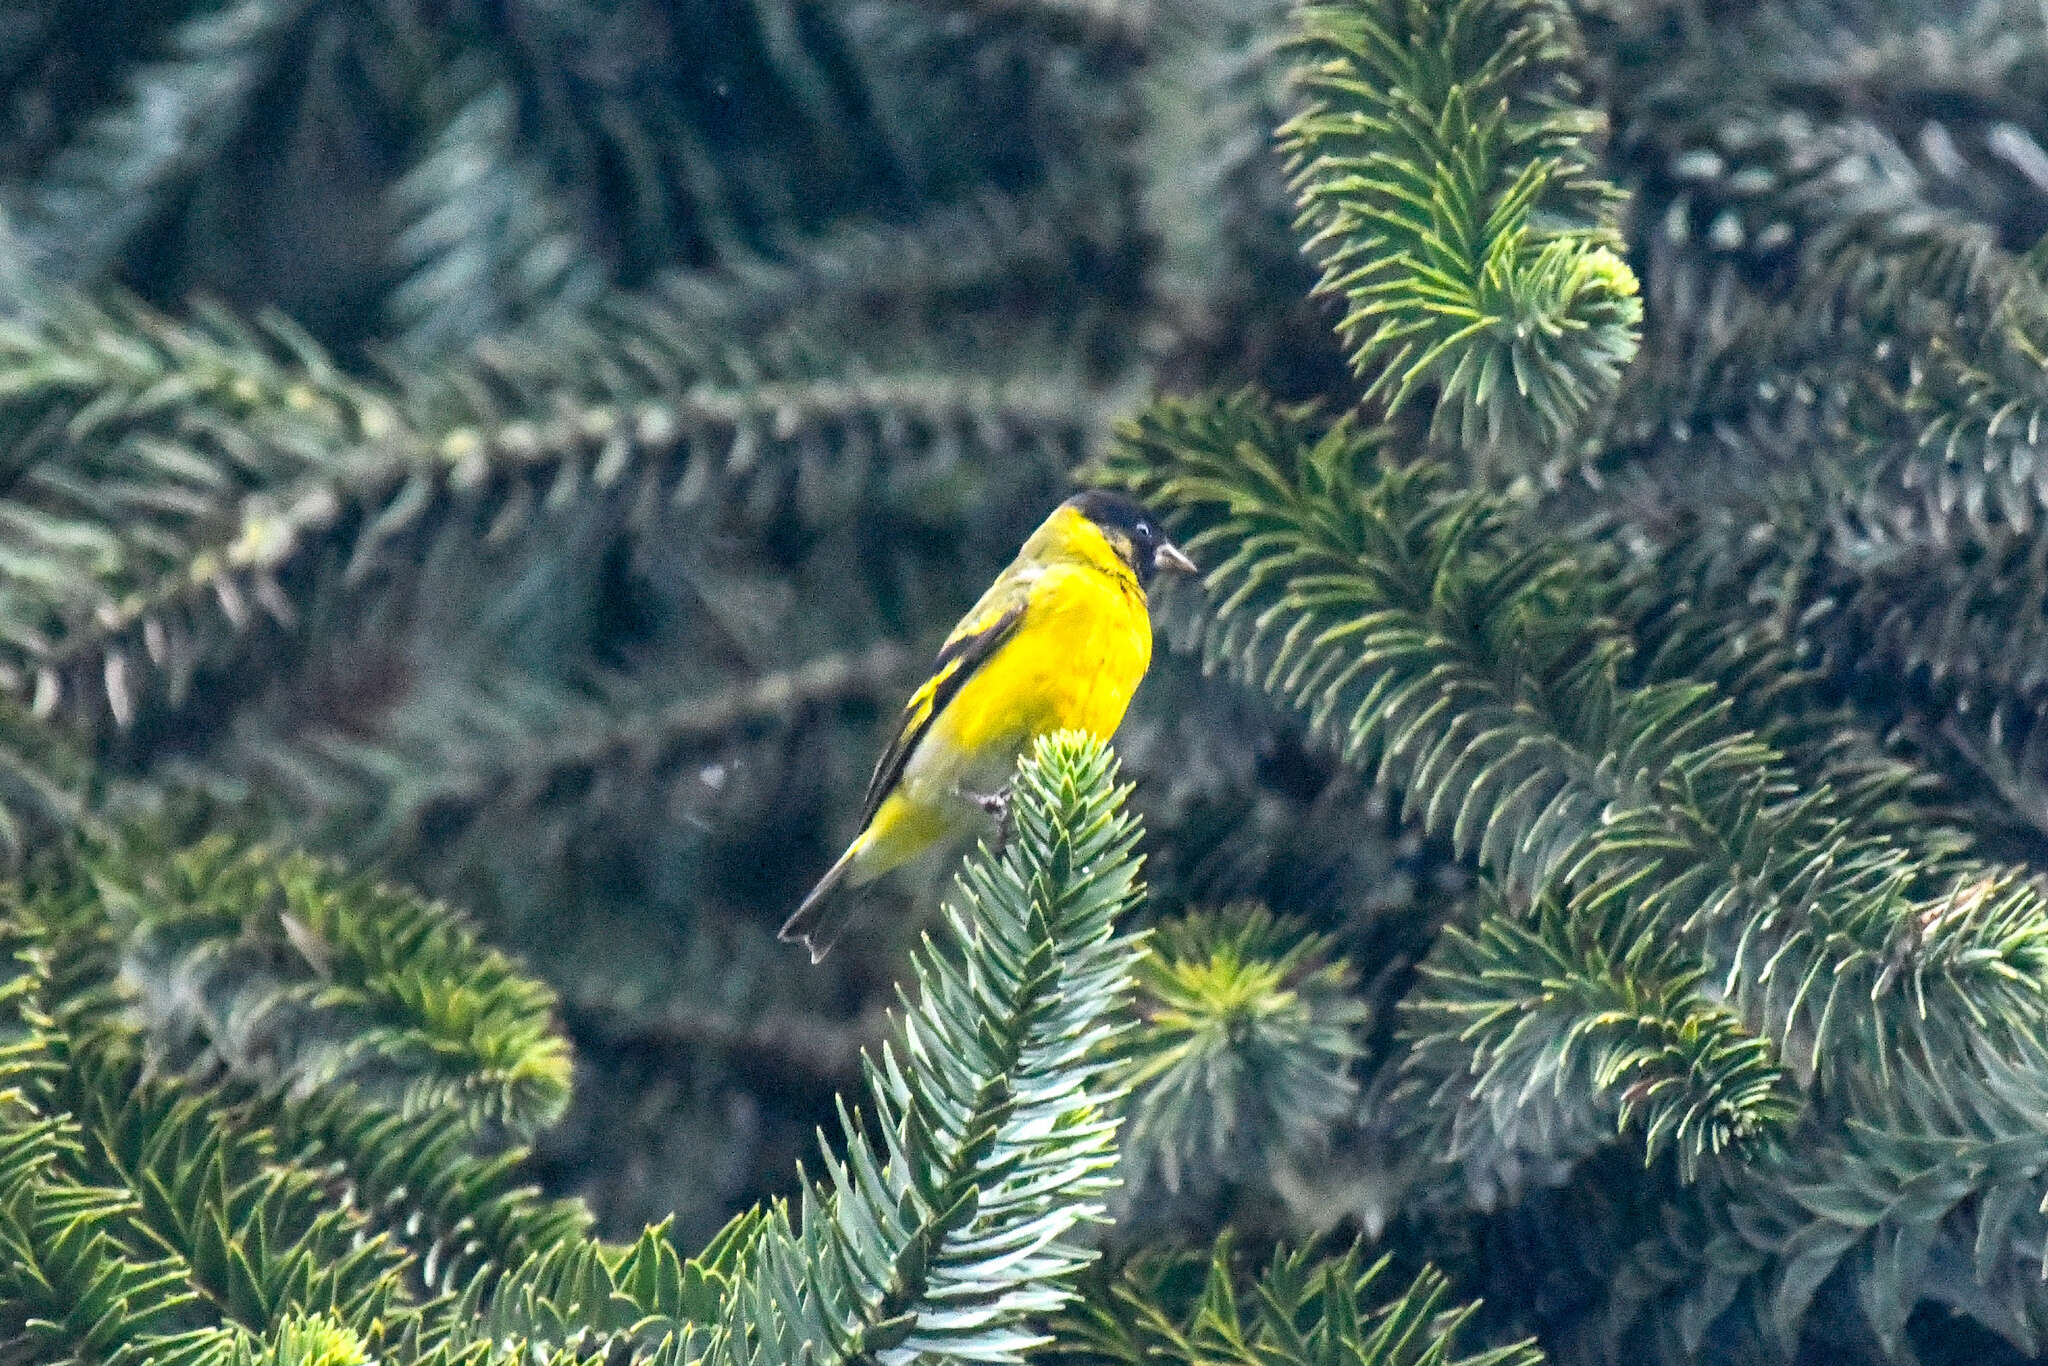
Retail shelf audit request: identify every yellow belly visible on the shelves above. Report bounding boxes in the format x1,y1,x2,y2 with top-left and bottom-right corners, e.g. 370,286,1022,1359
938,572,1150,757
849,564,1150,882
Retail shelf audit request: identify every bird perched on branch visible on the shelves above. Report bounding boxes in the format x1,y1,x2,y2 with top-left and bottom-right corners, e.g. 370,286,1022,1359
779,489,1196,961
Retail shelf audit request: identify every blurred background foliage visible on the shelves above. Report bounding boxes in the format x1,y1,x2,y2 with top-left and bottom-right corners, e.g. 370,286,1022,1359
12,0,2048,1363
0,0,1388,1253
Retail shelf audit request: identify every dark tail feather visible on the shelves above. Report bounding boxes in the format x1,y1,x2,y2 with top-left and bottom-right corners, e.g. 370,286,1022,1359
779,844,864,963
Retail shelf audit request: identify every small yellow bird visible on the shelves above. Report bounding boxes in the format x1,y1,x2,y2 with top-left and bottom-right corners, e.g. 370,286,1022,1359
778,490,1196,961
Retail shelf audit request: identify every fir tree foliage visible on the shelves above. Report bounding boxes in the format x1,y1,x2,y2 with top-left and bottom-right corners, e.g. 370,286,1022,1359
1098,377,2048,1354
1120,905,1368,1197
0,740,942,1358
1047,1233,1540,1366
14,0,2048,1361
708,731,1143,1366
1404,889,1794,1192
0,731,1525,1366
1282,0,1641,458
1076,0,2048,1350
75,831,573,1136
1098,393,1812,1166
1575,0,2048,876
0,0,1228,1249
0,280,1100,754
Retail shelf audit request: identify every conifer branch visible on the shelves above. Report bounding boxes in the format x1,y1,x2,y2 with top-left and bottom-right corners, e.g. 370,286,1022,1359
1100,390,2048,1119
1046,1235,1542,1366
0,912,378,1365
1593,180,2048,675
1592,487,1989,857
1404,891,1795,1194
0,863,722,1366
0,290,400,737
1883,246,2048,535
1586,445,2048,850
2,849,773,1364
0,927,229,1364
41,1039,417,1341
43,832,571,1137
1120,906,1368,1196
9,0,309,284
1701,228,2048,540
706,732,1144,1366
1282,0,1640,457
0,1107,233,1365
415,185,1124,416
459,1211,760,1360
15,0,2048,1359
1600,1037,2048,1359
384,76,605,364
1106,393,2048,1354
255,1088,592,1301
216,640,922,878
5,280,1098,748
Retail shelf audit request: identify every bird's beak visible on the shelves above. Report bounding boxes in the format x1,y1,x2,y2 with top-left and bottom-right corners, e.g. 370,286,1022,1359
1153,541,1198,575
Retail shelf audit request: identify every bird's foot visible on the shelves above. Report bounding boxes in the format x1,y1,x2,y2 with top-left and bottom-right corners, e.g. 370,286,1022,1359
966,785,1014,854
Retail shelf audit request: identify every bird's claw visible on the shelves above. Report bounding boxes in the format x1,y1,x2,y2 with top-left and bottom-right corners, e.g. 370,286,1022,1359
967,786,1014,853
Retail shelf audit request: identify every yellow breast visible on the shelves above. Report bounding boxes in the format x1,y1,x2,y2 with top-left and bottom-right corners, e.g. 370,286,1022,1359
931,561,1152,762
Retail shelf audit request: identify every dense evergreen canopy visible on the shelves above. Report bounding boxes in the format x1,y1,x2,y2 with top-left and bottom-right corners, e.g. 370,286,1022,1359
3,1,2048,1364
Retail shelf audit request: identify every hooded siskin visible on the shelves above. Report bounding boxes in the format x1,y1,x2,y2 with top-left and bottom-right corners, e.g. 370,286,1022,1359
778,489,1196,961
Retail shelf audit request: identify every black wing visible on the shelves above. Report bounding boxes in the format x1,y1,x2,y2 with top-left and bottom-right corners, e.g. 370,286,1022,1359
855,600,1026,829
